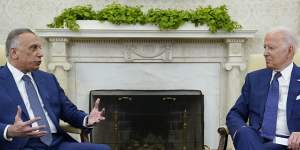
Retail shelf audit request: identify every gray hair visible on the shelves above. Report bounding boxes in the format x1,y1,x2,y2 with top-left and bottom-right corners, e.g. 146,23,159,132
268,27,298,51
5,28,35,57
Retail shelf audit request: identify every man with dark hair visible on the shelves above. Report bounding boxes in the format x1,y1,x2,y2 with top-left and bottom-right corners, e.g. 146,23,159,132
0,28,110,149
227,27,300,150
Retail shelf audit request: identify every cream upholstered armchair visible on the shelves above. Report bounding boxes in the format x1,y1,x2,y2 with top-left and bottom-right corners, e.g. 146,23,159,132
217,52,300,150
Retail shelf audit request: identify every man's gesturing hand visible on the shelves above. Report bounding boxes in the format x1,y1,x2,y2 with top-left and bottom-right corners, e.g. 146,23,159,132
87,98,105,127
7,106,47,138
288,132,300,150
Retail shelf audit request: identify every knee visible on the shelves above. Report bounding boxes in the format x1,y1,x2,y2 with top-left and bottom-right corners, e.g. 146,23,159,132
238,126,254,136
234,127,258,143
233,127,263,148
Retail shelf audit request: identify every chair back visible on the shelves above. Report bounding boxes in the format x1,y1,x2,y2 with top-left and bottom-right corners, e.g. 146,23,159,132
0,45,6,65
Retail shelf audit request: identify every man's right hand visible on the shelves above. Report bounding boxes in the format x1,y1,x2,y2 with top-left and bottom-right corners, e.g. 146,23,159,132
7,106,47,138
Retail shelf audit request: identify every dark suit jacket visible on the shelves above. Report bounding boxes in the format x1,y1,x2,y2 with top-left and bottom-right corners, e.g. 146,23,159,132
226,64,300,142
0,65,87,149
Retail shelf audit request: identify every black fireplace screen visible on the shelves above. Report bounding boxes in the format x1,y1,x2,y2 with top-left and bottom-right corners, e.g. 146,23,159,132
89,90,204,150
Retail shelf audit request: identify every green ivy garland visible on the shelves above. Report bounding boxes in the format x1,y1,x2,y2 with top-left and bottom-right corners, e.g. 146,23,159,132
47,3,241,33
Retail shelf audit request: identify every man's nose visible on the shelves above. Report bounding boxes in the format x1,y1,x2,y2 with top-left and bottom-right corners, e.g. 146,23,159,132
263,48,269,56
37,49,44,57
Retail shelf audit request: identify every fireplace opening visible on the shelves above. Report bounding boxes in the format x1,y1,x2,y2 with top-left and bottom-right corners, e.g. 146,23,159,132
89,90,204,150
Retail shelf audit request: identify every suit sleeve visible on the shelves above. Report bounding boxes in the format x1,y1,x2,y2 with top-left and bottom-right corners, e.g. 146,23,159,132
51,74,87,129
0,123,8,143
226,74,251,139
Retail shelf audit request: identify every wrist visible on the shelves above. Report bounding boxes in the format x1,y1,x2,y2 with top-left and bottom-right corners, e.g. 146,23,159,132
86,116,93,127
6,125,14,138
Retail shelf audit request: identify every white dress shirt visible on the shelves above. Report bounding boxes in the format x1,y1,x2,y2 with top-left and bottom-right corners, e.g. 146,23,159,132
274,62,293,136
4,62,57,140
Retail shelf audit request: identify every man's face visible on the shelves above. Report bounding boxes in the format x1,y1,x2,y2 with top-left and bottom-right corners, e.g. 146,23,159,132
11,32,43,73
263,32,293,71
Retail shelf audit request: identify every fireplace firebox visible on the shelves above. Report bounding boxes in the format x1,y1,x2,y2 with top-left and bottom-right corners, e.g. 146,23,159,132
89,90,204,150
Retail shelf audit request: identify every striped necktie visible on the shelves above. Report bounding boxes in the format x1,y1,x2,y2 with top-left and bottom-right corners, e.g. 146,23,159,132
22,75,52,146
261,72,282,140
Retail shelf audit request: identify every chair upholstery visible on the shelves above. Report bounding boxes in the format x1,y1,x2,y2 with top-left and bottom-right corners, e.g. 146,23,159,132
60,121,90,142
247,51,300,72
0,45,6,65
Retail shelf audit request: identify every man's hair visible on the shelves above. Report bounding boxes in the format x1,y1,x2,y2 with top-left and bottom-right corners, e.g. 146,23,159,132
268,27,298,51
5,28,35,57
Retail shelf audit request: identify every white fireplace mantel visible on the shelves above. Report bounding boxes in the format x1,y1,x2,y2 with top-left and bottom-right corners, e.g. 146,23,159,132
36,28,256,39
36,28,256,149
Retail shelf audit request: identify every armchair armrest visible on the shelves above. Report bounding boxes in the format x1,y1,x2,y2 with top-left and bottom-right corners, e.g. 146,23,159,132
60,122,90,143
217,126,229,150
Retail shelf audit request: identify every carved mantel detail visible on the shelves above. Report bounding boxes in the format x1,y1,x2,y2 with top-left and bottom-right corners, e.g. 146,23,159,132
124,40,173,62
224,38,248,114
47,37,71,95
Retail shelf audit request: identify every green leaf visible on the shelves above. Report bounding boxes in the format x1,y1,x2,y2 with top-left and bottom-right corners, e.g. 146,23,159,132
48,3,241,32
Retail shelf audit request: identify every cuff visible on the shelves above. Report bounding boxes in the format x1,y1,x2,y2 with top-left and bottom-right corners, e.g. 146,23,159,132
83,115,93,128
3,125,13,141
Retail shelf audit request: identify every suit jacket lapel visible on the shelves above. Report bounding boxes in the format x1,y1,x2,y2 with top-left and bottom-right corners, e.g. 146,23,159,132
287,64,300,120
0,65,29,120
32,71,59,127
260,69,273,117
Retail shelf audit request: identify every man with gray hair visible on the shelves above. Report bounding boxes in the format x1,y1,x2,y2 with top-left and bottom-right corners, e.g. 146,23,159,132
0,28,110,149
227,27,300,150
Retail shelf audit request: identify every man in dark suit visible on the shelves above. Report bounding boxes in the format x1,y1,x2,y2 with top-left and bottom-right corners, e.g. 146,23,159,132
0,28,111,149
227,27,300,150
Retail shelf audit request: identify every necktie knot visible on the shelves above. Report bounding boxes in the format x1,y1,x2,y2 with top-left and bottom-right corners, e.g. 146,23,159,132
274,72,282,80
22,75,31,82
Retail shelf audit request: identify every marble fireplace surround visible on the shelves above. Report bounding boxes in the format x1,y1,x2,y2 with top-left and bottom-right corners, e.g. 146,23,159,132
36,28,256,149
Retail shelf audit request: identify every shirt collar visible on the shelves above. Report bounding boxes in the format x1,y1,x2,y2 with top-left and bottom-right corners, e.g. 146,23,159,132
7,62,32,83
273,63,293,80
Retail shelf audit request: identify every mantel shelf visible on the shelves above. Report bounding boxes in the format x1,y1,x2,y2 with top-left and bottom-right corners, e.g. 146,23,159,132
36,28,257,39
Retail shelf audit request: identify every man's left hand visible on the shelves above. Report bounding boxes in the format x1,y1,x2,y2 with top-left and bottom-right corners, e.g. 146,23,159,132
87,98,105,126
288,132,300,150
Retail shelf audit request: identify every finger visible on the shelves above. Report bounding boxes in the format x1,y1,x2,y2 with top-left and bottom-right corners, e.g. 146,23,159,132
290,135,297,150
15,106,23,122
100,108,105,115
93,98,100,110
27,130,47,137
292,135,300,150
23,117,41,126
21,125,46,134
295,136,300,149
289,135,294,149
99,116,105,120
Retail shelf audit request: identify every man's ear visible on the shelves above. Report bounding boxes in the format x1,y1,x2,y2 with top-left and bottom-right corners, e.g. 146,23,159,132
10,48,18,59
288,45,295,57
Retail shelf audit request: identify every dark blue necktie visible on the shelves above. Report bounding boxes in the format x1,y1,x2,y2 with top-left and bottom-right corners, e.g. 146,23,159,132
261,72,282,140
22,75,52,146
